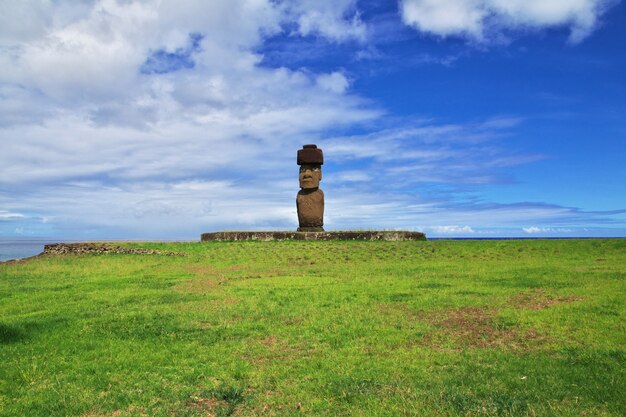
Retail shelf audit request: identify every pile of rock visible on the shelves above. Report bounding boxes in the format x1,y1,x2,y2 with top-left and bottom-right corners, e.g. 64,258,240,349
43,243,185,256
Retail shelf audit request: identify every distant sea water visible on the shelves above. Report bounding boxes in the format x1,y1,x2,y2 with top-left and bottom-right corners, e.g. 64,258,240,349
0,239,60,262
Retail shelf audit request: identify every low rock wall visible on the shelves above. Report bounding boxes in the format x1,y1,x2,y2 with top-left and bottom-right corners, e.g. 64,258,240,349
43,243,185,256
201,231,426,241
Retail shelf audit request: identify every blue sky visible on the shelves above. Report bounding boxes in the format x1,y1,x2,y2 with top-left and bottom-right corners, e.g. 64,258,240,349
0,0,624,239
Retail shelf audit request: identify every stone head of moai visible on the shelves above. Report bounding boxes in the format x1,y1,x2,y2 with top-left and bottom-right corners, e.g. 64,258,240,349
296,144,324,232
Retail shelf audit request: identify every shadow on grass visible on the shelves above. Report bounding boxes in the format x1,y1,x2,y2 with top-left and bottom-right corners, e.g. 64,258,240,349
0,323,25,344
0,317,69,344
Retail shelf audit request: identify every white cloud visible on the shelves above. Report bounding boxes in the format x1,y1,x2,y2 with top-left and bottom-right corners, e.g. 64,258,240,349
316,71,349,93
334,171,372,183
523,226,573,234
0,210,25,220
430,225,475,234
399,0,619,43
7,0,285,103
1,177,303,237
401,0,485,39
0,0,95,46
286,0,366,42
323,117,541,187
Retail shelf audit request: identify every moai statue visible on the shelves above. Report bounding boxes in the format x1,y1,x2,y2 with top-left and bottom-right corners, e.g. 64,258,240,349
297,144,324,232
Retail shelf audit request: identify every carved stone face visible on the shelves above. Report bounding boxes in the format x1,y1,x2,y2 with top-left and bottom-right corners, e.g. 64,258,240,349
299,164,322,189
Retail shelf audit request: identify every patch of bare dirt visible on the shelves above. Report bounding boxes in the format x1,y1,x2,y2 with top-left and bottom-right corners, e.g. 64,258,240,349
185,264,223,277
248,337,312,364
259,335,281,347
174,264,245,293
510,289,583,311
175,278,221,294
421,307,546,350
237,268,291,279
376,303,425,322
187,396,228,416
186,264,245,278
281,316,304,326
82,405,148,417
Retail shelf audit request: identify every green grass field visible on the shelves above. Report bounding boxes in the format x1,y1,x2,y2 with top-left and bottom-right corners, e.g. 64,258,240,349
1,239,624,416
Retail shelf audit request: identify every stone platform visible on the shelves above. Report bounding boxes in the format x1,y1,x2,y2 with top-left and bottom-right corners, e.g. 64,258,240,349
201,231,426,241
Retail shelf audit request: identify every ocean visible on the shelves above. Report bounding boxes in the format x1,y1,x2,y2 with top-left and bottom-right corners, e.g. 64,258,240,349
0,239,59,262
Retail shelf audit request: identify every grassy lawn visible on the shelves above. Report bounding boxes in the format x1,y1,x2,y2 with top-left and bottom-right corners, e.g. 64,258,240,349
1,239,624,416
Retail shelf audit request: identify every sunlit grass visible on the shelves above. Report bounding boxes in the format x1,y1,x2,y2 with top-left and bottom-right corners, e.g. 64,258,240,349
1,239,624,416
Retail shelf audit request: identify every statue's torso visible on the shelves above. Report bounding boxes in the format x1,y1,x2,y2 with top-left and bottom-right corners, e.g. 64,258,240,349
297,188,324,230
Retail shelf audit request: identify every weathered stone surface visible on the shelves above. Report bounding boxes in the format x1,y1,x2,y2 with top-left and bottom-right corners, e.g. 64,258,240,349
297,188,324,231
43,243,185,256
297,144,324,231
297,144,324,165
201,231,426,241
298,164,322,190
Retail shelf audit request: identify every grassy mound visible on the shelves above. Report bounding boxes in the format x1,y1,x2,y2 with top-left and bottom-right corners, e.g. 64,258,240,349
1,239,624,416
